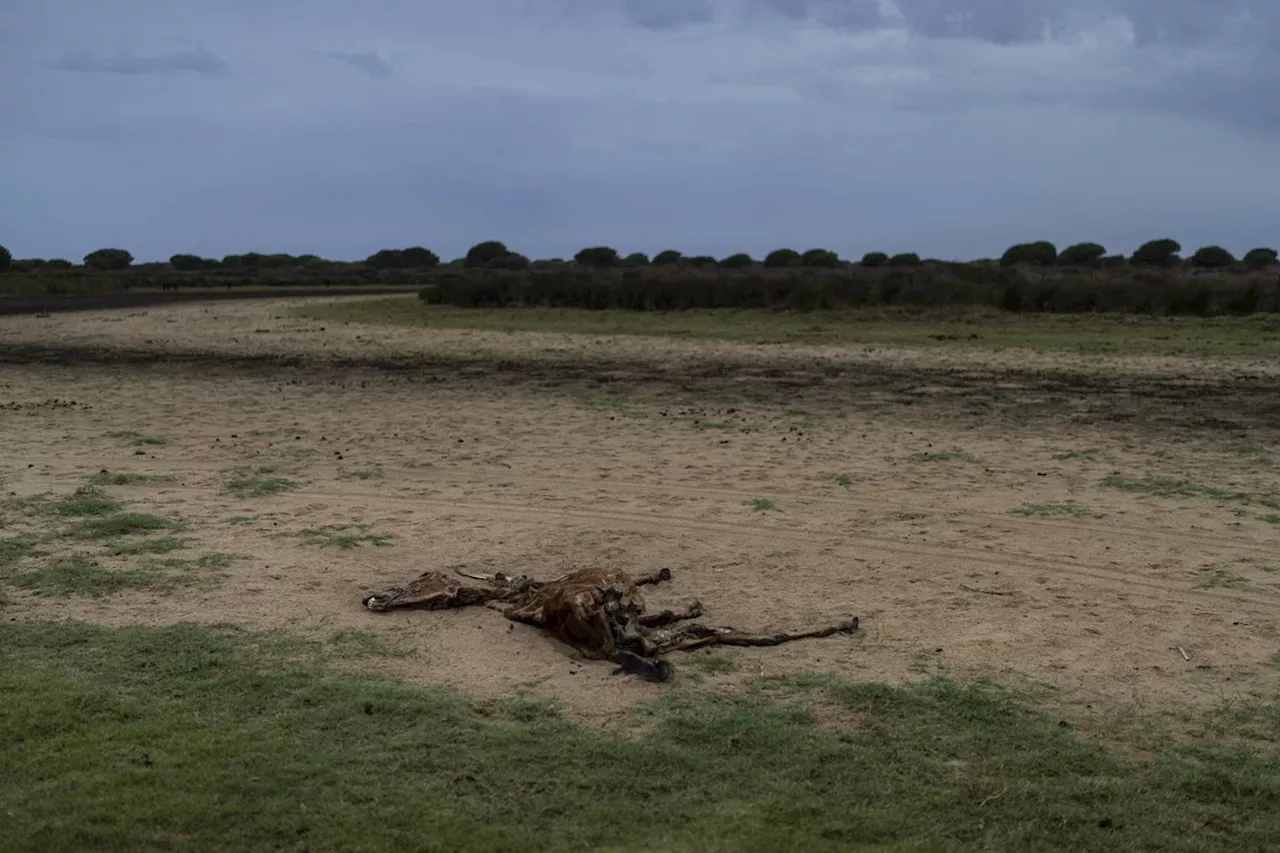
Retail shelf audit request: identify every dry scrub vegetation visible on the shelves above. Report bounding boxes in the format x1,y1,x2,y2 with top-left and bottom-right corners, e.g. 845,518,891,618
2,295,1278,851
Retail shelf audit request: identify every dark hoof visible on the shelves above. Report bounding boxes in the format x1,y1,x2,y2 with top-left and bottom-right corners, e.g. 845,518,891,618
611,650,675,683
656,567,673,582
839,617,860,632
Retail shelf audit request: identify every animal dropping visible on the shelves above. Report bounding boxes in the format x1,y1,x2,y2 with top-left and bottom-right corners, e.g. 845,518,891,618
362,566,859,682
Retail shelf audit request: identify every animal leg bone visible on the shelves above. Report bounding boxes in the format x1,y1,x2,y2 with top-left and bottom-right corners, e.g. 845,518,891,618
647,617,860,655
637,600,704,628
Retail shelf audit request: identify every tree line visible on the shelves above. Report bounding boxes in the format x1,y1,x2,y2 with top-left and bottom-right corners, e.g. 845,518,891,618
1,238,1277,275
3,238,1278,317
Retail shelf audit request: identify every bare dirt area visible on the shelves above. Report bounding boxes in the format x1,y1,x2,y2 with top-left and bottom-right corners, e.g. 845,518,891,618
2,296,1278,726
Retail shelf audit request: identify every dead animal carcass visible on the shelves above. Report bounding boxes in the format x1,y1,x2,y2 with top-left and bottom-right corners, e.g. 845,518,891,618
362,566,859,682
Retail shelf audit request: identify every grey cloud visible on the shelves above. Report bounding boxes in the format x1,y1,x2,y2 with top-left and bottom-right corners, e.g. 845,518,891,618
1117,0,1269,46
324,50,393,78
893,0,1059,44
752,0,884,30
48,46,230,78
622,0,714,30
676,0,1280,48
5,0,1280,265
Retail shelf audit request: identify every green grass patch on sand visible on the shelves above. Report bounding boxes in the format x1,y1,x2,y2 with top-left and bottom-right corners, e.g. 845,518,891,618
88,471,177,487
289,523,394,550
1009,501,1101,519
223,467,299,499
3,553,207,598
1101,475,1280,509
294,298,1280,357
1,620,1276,852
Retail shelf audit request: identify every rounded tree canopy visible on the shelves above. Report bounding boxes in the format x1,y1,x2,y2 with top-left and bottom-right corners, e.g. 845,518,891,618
1000,241,1057,267
574,246,620,268
0,243,14,272
84,248,134,271
400,246,440,268
620,252,650,267
465,240,510,268
887,252,921,268
487,252,530,271
1130,238,1182,267
763,248,801,268
719,253,755,269
652,250,683,266
801,248,841,268
686,255,718,267
860,251,889,268
169,253,206,271
1057,242,1107,267
1189,245,1236,269
1242,247,1278,268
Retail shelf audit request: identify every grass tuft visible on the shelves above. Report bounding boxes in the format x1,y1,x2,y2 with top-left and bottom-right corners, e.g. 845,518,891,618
70,513,182,540
1010,501,1100,519
1101,475,1280,509
88,470,176,486
223,467,299,498
7,554,204,597
291,524,393,550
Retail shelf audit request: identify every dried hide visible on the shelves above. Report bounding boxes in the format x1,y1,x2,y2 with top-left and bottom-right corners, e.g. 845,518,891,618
362,566,859,682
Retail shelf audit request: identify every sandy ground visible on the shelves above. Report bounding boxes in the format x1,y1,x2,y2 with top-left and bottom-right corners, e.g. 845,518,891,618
2,296,1278,726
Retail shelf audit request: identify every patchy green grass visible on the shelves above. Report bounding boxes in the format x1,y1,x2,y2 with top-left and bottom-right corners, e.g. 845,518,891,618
290,523,394,550
4,553,206,598
0,534,40,569
1054,448,1104,461
749,498,778,512
690,654,737,675
146,553,235,573
327,628,414,660
294,298,1280,357
1010,501,1101,519
70,513,182,540
14,486,123,519
88,470,176,486
1259,514,1280,525
1100,475,1280,509
106,536,188,557
50,486,122,517
223,467,299,499
1194,567,1251,590
1,620,1278,853
834,473,853,488
0,486,214,600
1229,442,1268,455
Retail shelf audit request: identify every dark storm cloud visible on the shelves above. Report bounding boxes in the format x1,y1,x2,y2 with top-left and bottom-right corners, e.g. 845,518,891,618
47,46,230,78
2,0,1278,265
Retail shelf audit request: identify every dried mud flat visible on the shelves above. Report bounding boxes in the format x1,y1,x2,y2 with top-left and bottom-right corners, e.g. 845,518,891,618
2,296,1278,725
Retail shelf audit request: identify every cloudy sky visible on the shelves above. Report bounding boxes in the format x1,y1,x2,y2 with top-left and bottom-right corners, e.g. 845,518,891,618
3,1,1277,263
